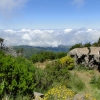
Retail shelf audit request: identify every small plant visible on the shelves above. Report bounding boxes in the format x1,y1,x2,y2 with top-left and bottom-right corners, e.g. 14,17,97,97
69,73,86,92
44,85,75,100
85,93,96,100
90,76,100,89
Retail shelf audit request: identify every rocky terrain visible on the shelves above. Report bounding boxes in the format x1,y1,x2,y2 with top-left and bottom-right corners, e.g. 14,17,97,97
68,47,100,71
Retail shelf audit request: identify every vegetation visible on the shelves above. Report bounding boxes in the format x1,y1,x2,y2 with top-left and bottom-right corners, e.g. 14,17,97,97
0,51,37,99
44,85,75,100
69,42,92,51
0,37,100,100
92,37,100,47
13,45,69,58
60,55,74,70
69,37,100,51
90,75,100,89
30,51,67,63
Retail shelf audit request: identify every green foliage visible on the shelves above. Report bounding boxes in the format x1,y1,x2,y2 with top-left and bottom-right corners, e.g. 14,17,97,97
13,45,69,58
90,76,100,89
60,55,74,70
0,53,36,98
69,37,100,48
69,43,83,51
34,60,70,92
30,51,67,63
69,42,91,51
55,52,67,59
69,74,85,92
0,38,4,50
45,60,70,85
83,42,91,47
75,64,90,71
92,37,100,47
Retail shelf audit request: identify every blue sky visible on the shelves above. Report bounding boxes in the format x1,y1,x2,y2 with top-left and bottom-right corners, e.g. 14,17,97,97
0,0,100,46
0,0,100,29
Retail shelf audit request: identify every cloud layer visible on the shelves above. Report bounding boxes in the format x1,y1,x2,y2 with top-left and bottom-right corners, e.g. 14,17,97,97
0,28,100,47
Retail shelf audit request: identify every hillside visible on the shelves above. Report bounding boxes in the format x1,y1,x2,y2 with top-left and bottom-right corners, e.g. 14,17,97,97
13,45,70,58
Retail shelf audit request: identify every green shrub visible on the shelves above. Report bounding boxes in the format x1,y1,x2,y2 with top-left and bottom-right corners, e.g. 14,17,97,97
0,53,36,98
30,51,67,63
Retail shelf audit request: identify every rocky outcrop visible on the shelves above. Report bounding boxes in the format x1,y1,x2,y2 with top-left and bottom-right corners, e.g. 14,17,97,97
33,92,44,100
5,46,17,57
68,47,100,71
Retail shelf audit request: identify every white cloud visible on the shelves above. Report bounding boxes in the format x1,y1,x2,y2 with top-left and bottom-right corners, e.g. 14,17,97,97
72,0,84,7
21,29,31,32
22,33,31,41
0,0,28,16
32,30,44,34
0,29,100,47
45,30,54,33
4,29,15,34
64,29,73,33
87,29,93,32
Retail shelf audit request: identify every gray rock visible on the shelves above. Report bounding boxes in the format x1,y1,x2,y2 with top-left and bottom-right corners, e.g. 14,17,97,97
68,47,100,71
33,92,44,100
73,94,85,100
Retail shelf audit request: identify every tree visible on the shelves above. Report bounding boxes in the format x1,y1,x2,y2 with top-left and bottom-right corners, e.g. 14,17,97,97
83,42,91,47
0,38,4,51
16,48,24,56
69,43,83,51
0,53,36,98
92,37,100,47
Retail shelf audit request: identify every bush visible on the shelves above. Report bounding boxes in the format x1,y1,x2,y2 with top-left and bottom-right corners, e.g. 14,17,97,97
60,55,74,70
44,85,75,100
0,53,36,98
30,51,67,63
34,60,71,92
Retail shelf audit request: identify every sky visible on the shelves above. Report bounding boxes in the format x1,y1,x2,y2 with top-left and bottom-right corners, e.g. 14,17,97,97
0,0,100,47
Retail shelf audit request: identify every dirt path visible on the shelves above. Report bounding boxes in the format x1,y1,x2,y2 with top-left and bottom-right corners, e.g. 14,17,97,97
34,60,53,69
75,71,92,93
71,70,100,94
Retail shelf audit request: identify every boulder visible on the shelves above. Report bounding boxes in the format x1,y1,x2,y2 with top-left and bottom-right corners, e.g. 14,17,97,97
33,92,44,100
68,47,100,71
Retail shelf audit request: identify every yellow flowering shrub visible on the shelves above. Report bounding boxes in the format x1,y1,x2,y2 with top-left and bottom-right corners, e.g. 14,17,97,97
44,85,96,100
85,93,96,100
44,85,75,100
60,55,74,70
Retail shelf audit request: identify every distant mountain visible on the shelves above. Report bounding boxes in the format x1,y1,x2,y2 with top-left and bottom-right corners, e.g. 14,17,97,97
13,45,71,58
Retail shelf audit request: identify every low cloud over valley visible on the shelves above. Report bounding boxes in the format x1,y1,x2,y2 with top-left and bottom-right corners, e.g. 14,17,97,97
0,28,100,47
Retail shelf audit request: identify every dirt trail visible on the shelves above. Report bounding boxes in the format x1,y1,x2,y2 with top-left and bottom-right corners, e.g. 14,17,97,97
71,70,100,94
75,71,92,93
34,60,53,69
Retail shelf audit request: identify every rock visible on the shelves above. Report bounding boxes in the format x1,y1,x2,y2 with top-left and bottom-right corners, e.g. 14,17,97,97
73,94,85,100
33,92,44,100
68,47,100,71
6,46,17,57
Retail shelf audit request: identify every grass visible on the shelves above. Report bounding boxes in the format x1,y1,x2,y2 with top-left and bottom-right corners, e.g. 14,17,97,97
70,65,100,100
2,61,100,100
